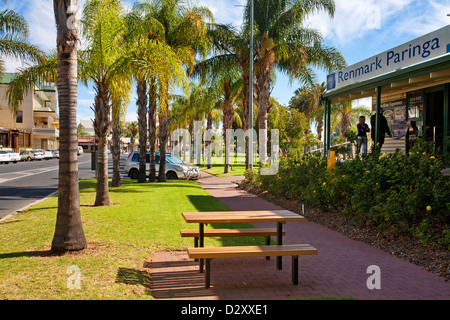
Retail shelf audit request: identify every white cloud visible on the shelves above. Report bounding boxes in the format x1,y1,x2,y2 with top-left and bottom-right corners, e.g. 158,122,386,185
307,0,450,46
199,0,245,27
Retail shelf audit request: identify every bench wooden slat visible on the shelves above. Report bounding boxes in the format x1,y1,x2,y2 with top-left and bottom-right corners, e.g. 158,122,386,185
187,244,317,259
180,228,285,238
188,244,318,288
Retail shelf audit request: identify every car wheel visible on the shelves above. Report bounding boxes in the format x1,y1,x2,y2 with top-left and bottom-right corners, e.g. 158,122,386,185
166,171,178,180
129,169,139,180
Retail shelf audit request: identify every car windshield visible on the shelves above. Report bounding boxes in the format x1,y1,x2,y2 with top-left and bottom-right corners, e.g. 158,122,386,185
166,155,184,164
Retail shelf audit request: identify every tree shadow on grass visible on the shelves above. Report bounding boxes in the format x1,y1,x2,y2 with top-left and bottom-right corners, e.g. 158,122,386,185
0,250,59,259
115,267,151,295
186,195,229,212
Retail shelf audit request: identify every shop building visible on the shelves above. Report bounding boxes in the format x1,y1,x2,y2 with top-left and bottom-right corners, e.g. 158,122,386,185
0,73,59,152
323,25,450,155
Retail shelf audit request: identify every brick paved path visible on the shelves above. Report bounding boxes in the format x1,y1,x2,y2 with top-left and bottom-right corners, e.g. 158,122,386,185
150,173,450,300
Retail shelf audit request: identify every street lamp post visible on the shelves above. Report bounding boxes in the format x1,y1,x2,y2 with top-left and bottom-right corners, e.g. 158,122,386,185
248,0,254,169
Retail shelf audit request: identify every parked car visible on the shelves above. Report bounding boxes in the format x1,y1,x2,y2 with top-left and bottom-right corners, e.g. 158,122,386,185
124,151,201,180
0,150,11,164
20,150,44,161
49,149,59,158
38,149,53,160
20,150,33,161
5,150,20,163
31,150,44,160
77,146,84,156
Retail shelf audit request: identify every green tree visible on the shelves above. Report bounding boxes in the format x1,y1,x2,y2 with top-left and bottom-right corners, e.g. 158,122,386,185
0,6,42,81
140,0,212,182
79,0,126,206
51,0,86,252
245,0,346,162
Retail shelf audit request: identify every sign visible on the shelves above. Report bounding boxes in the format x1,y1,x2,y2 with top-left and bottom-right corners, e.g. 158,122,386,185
326,25,450,91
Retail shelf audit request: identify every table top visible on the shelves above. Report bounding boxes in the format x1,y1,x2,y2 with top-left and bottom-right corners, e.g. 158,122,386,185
182,210,306,223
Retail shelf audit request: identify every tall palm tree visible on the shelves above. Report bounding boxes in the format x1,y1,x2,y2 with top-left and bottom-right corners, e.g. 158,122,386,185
194,23,254,169
122,5,165,183
79,0,127,206
51,0,86,252
110,77,131,187
244,0,346,163
289,82,326,141
140,0,212,182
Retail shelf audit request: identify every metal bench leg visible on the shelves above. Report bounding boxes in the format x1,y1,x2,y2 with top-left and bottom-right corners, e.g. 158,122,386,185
199,223,204,273
292,256,298,285
265,236,270,260
205,258,211,288
277,222,283,270
194,237,199,262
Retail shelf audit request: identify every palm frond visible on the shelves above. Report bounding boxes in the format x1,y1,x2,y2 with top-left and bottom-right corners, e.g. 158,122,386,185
5,52,57,116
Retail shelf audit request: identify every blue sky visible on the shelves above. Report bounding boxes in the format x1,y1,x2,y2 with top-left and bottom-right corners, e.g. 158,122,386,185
2,0,450,124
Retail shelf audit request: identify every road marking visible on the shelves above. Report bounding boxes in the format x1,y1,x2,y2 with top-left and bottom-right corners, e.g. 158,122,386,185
0,160,91,185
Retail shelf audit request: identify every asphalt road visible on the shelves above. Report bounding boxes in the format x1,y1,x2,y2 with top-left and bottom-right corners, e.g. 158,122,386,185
0,153,128,220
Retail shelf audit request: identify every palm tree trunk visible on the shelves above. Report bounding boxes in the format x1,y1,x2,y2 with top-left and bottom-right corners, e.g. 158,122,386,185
148,79,157,183
137,78,147,183
111,114,122,188
158,111,168,182
241,67,250,170
51,0,86,252
256,34,276,165
206,112,213,169
93,79,111,207
223,98,234,174
256,67,270,164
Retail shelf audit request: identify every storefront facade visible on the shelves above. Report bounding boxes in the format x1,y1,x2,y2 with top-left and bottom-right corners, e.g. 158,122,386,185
323,25,450,155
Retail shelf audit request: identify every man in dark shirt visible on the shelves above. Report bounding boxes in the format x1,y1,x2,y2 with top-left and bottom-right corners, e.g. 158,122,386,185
370,108,392,150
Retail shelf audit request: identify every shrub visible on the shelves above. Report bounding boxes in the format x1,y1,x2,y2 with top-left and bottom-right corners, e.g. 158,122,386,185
245,144,450,250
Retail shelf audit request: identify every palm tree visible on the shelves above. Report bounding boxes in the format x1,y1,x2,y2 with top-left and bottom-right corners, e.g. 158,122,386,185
79,0,127,206
194,23,254,169
4,3,86,251
110,78,131,187
51,0,86,252
289,82,327,141
122,5,164,183
139,0,212,182
244,0,346,163
0,6,42,80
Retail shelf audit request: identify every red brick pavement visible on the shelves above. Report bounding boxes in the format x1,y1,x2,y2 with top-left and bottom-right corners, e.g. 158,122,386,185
150,173,450,300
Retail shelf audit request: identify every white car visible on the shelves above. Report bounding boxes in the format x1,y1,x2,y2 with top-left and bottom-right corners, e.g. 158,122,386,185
31,150,44,160
38,149,53,160
5,150,20,163
77,146,84,156
124,151,201,180
0,150,11,164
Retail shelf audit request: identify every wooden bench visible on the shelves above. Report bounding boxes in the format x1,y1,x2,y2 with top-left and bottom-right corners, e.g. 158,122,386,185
180,228,285,249
187,244,318,288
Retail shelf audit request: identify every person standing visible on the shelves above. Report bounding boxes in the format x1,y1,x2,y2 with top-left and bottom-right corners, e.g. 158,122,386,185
370,108,392,150
356,116,370,154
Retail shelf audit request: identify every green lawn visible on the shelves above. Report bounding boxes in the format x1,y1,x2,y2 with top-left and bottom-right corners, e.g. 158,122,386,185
199,153,258,177
0,180,261,300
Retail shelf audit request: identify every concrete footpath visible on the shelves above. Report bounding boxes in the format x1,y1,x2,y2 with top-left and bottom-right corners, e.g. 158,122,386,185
150,172,450,300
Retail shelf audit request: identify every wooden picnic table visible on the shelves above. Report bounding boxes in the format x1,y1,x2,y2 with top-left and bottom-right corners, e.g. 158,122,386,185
182,210,306,271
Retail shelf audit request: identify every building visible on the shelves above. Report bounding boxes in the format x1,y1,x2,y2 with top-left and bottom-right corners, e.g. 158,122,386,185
323,25,450,155
0,73,59,152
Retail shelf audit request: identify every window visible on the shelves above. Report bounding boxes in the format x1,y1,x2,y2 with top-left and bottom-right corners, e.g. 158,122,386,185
16,111,23,123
